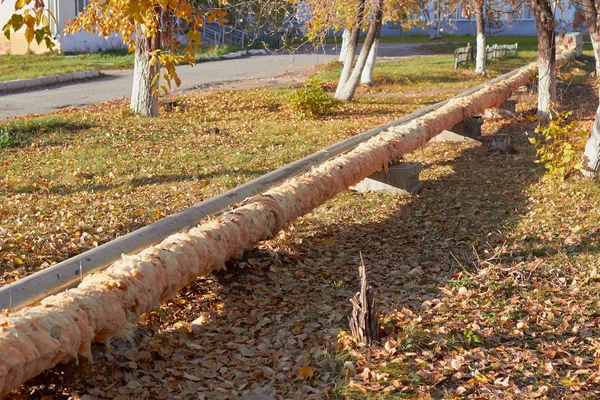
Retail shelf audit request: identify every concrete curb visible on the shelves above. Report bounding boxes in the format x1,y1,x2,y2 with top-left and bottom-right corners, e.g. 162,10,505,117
0,70,100,95
196,48,267,62
0,50,269,96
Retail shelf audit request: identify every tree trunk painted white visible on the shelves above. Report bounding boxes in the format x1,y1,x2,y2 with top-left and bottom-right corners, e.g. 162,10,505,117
537,55,556,118
532,0,556,119
429,26,437,39
474,1,486,75
583,95,600,176
360,38,379,85
475,34,486,75
574,0,600,175
584,33,600,176
130,25,160,117
335,30,358,99
335,40,372,100
339,28,352,63
335,0,383,101
591,34,600,76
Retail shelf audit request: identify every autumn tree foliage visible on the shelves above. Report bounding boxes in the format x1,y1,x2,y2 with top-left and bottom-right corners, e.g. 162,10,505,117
306,0,422,102
1,0,55,50
2,0,226,117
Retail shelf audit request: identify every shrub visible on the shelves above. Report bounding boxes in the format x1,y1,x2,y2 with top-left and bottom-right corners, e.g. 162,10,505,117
528,110,587,181
286,76,340,117
0,126,19,149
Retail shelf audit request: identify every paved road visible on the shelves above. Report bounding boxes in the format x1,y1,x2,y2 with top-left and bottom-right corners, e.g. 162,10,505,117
0,43,432,120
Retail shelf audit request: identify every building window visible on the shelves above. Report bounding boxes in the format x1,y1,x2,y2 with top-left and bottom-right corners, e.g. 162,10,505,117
76,0,90,14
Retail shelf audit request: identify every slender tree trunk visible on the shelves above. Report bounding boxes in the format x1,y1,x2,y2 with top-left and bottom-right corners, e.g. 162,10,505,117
584,97,600,176
131,24,161,117
335,0,364,99
474,0,486,75
577,0,600,175
532,0,556,119
591,37,600,76
335,0,383,101
578,0,600,75
360,22,381,85
335,27,359,98
429,1,439,39
339,28,352,63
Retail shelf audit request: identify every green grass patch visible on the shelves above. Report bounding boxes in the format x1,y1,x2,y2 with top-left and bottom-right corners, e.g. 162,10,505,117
318,51,536,92
0,45,242,82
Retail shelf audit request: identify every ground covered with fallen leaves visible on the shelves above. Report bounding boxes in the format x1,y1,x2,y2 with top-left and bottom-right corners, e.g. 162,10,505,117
0,51,518,284
4,50,600,399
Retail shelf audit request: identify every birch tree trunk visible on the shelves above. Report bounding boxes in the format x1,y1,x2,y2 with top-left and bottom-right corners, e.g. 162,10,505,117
584,98,600,176
335,0,364,99
474,0,486,75
335,28,359,99
591,38,600,76
532,0,556,119
360,21,381,86
576,0,600,175
130,25,160,117
429,2,439,39
339,28,352,63
335,0,383,101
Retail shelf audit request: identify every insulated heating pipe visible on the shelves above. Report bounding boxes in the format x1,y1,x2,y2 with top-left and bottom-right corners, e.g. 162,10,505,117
0,64,533,312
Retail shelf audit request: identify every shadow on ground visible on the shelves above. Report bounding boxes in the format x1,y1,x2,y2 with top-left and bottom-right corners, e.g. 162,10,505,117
14,105,549,400
6,169,270,196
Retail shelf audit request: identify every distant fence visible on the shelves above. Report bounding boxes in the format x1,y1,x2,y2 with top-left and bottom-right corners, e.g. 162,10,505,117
254,32,283,49
454,42,518,69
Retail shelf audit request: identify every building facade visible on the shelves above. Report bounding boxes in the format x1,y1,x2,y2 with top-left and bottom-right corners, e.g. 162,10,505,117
0,0,125,54
381,3,577,37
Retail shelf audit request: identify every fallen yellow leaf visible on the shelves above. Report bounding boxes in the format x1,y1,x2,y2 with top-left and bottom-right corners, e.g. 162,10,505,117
298,365,314,380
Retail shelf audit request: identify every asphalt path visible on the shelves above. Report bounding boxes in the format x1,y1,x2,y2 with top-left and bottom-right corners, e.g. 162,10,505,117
0,43,432,120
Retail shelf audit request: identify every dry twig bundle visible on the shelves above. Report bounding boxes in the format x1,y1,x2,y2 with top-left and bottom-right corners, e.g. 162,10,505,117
349,254,379,346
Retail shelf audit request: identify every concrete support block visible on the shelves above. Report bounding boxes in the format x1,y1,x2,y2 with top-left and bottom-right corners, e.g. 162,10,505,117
484,99,517,118
57,73,74,84
430,117,483,143
352,162,423,195
5,80,26,91
430,130,478,143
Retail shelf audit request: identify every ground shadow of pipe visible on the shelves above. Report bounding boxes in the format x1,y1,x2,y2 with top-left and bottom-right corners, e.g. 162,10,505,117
0,116,94,149
5,168,271,196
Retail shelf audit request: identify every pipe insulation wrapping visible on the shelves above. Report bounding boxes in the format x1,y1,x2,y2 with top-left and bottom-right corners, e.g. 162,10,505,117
0,45,577,396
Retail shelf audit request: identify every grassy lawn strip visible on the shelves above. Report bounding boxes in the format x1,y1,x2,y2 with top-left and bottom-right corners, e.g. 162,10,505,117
10,48,600,399
0,45,241,82
0,35,539,82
